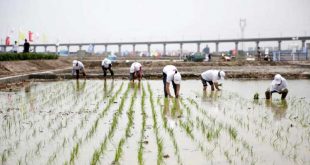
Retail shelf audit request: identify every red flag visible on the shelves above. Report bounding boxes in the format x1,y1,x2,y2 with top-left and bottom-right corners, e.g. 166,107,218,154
5,36,10,45
28,31,33,42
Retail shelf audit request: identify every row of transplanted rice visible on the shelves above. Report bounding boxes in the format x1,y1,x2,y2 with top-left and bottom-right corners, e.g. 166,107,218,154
0,80,309,165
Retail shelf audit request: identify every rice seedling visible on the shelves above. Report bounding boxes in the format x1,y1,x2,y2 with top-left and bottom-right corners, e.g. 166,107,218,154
157,97,183,165
90,83,131,165
47,151,57,165
179,120,194,140
224,150,232,164
86,118,99,140
2,80,310,164
1,151,7,164
32,128,37,137
15,140,20,149
69,143,79,165
185,94,260,162
137,143,144,165
108,84,130,138
180,99,211,140
78,118,85,129
113,138,126,163
90,149,101,165
80,83,123,142
147,82,164,165
112,84,138,163
137,84,146,165
228,126,237,140
253,93,259,100
62,137,68,148
35,141,42,155
125,85,138,137
99,82,125,118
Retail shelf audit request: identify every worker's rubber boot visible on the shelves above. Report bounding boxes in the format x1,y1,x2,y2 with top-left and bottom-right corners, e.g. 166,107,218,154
265,90,271,99
281,88,288,100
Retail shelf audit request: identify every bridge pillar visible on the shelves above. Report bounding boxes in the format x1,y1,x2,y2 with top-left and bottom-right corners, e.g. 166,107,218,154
104,44,108,55
197,43,200,52
44,46,47,53
79,45,82,51
3,46,6,52
132,44,136,56
235,42,238,55
147,44,151,56
33,46,37,53
301,40,306,49
67,45,70,55
215,42,219,53
56,46,59,55
92,45,95,54
278,41,281,51
118,44,122,56
256,41,260,50
163,43,166,56
180,43,183,59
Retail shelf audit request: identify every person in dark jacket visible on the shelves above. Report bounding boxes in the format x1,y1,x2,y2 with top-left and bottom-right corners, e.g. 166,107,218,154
23,39,30,53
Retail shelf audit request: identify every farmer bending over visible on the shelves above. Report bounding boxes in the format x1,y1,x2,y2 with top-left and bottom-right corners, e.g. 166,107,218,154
72,60,86,80
101,58,114,80
265,74,288,100
130,62,143,83
201,70,225,91
163,65,181,98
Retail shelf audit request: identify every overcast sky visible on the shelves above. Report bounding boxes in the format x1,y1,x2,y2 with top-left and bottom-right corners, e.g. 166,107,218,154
1,0,310,46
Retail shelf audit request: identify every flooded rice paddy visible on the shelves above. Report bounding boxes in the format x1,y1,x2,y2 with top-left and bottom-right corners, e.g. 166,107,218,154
0,80,310,165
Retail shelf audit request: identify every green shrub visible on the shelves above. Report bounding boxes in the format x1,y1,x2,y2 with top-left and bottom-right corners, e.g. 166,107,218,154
0,53,58,61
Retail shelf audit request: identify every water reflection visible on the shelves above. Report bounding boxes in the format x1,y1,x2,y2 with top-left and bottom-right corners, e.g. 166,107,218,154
103,80,115,98
25,83,35,112
201,91,220,104
163,98,182,129
130,81,141,89
103,79,107,95
265,100,288,120
76,80,86,92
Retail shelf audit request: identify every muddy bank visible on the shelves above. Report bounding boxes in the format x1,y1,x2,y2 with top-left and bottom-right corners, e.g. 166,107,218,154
1,57,310,78
0,58,309,90
0,58,72,78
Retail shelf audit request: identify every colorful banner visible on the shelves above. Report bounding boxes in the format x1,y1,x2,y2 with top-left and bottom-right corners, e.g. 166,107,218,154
28,31,33,42
19,31,26,41
5,36,10,45
42,33,48,43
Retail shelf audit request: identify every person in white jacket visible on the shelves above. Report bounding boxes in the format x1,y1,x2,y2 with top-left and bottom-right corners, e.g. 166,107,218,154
72,60,86,80
265,74,288,100
12,41,19,53
163,65,181,98
200,70,225,91
130,62,143,83
101,58,114,80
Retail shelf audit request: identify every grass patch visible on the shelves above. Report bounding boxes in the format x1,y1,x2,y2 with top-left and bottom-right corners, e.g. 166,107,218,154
0,52,58,61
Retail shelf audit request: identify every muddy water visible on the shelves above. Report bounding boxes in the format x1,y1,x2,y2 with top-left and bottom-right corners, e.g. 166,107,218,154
0,80,309,165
